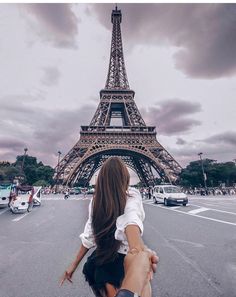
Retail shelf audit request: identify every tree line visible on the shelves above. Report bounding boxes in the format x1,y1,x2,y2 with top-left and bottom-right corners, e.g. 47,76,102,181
179,159,236,188
0,155,236,188
0,155,54,186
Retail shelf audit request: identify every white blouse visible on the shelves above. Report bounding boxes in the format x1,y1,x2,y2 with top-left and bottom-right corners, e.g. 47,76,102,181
79,187,145,255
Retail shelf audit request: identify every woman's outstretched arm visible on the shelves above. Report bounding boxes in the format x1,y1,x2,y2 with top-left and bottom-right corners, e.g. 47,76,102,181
60,244,89,286
125,224,145,252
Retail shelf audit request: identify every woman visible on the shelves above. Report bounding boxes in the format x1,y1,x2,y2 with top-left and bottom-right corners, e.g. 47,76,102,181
60,157,151,297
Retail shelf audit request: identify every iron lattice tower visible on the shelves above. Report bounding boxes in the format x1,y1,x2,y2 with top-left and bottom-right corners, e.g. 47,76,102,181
55,7,182,187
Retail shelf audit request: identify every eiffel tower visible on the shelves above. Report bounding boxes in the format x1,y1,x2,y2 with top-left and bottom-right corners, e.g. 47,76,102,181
55,6,182,187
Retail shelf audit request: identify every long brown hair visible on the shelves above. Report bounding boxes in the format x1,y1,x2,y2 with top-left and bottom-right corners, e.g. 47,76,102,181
92,157,130,265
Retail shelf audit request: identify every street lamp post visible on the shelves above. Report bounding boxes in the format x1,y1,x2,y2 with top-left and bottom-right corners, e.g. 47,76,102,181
21,147,28,171
56,151,62,193
20,147,28,184
198,152,208,195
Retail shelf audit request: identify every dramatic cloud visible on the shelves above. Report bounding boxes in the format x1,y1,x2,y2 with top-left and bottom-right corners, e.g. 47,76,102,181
169,131,236,166
0,138,25,151
203,131,236,146
0,95,96,165
91,4,236,78
176,138,187,145
41,67,60,86
141,98,201,135
21,4,78,48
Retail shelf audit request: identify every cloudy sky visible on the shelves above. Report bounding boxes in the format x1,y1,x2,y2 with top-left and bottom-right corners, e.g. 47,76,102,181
0,3,236,171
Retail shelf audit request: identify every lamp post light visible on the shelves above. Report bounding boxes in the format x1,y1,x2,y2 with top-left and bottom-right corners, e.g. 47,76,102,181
198,152,208,195
56,151,62,193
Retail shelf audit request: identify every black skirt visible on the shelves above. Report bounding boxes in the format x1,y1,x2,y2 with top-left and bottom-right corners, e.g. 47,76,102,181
82,250,125,297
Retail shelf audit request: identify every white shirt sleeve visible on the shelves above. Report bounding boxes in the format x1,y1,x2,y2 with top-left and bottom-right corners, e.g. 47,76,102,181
79,199,96,249
115,187,145,242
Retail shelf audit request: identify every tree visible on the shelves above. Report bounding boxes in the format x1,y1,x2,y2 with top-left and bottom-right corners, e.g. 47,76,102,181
179,159,236,187
36,166,54,184
0,166,22,183
33,180,50,187
0,154,55,185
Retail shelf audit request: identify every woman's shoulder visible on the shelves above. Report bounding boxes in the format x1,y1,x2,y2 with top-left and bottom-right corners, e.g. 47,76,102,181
127,187,142,200
123,187,145,219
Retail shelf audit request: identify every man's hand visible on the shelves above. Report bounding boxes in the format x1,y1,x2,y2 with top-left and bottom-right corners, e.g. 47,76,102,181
121,249,159,295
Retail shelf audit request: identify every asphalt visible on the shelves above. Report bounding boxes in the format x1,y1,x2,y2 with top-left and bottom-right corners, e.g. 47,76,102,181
0,194,236,297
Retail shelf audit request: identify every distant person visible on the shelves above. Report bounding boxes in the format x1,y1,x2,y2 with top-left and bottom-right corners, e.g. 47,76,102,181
60,157,154,297
148,187,152,200
64,189,69,200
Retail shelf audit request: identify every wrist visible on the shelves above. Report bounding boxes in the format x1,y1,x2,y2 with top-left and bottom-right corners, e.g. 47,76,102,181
121,273,143,296
128,247,143,255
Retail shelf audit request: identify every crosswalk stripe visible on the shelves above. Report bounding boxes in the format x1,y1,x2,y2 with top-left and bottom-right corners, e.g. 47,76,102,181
187,207,208,215
144,203,236,226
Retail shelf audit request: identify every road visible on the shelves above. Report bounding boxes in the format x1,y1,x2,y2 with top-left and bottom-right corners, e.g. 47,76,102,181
0,194,236,297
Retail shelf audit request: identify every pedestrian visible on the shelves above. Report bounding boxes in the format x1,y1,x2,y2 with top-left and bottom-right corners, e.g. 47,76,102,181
148,187,152,200
64,189,70,200
60,157,152,297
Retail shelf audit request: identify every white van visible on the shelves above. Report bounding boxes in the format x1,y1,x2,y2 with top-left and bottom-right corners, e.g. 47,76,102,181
153,185,188,206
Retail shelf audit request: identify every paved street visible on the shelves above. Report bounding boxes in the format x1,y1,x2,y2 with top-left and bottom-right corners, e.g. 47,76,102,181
1,194,236,297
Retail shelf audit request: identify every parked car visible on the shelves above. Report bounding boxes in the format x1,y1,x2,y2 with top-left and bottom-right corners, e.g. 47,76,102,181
0,184,12,208
9,186,42,214
153,185,188,206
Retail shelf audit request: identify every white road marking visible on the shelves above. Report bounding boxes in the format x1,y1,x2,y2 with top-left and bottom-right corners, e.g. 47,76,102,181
184,213,236,227
170,238,204,248
144,203,236,227
188,207,209,214
41,197,92,201
12,213,28,222
189,197,236,201
0,208,9,215
191,203,236,216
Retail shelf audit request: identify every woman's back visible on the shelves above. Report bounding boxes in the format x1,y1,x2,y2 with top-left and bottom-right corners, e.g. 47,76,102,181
92,157,130,264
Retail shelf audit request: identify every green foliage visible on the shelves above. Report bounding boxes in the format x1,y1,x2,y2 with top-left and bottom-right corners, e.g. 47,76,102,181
0,166,22,183
36,166,54,184
14,155,38,168
33,180,50,187
179,159,236,187
0,155,55,185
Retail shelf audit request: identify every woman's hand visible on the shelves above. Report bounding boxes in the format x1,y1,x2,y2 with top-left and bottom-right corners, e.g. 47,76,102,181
60,266,75,286
128,245,159,274
144,246,159,275
60,244,89,286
